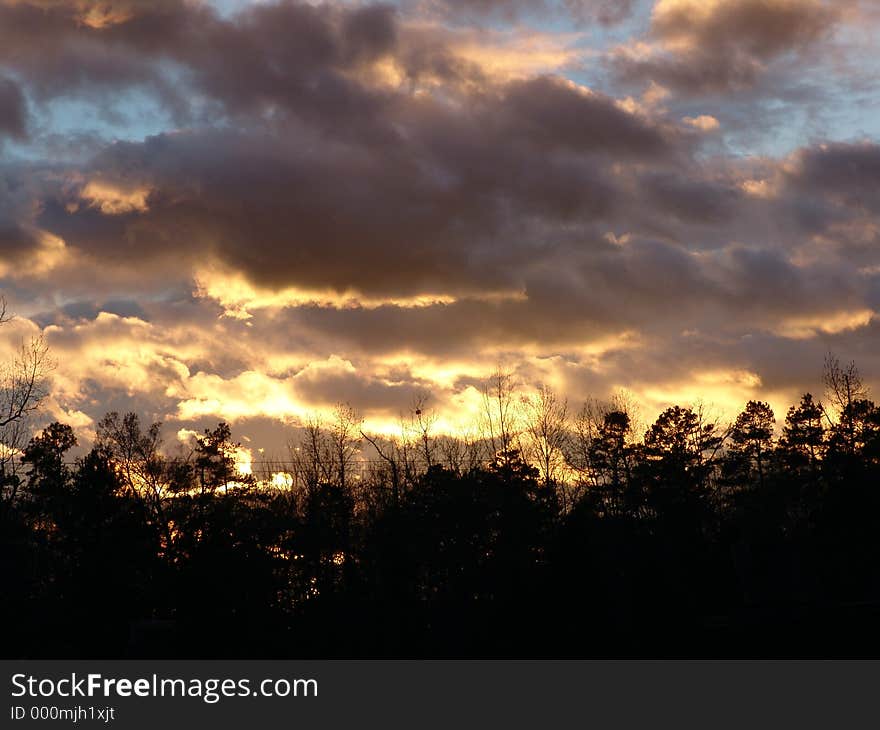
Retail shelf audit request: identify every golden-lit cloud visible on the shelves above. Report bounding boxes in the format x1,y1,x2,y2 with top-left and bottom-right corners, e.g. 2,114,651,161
639,368,764,421
361,25,587,90
739,178,777,199
449,29,586,81
0,230,70,279
682,114,720,132
80,181,151,215
76,2,135,28
0,0,138,28
772,309,875,340
193,267,460,318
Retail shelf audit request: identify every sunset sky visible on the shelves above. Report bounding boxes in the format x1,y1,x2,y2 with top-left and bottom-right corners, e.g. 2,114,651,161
2,0,880,455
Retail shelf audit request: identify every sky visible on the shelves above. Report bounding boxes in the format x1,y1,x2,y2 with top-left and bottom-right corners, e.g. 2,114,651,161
1,0,880,456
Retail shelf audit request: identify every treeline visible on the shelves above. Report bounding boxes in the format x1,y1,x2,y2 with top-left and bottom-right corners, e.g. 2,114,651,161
3,356,880,657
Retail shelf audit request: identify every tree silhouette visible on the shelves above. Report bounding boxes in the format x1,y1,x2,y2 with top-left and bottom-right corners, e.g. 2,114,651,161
778,393,825,472
0,297,52,502
7,357,880,658
725,400,775,492
522,384,569,489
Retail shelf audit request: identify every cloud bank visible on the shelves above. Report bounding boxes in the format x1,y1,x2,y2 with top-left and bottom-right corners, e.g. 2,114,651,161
1,0,879,450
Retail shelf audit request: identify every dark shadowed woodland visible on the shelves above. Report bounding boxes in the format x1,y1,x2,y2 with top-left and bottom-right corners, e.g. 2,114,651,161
3,348,880,658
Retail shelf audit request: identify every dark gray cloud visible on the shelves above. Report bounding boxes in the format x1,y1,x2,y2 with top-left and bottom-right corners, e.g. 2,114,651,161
611,49,764,95
611,0,841,94
787,141,880,212
0,1,190,113
0,75,27,139
637,172,740,225
0,219,39,262
292,364,428,413
0,0,400,130
651,0,836,59
0,1,680,301
416,0,636,25
32,298,148,328
28,74,678,297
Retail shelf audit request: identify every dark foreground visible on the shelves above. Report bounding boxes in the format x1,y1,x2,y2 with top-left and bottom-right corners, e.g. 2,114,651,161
3,394,880,658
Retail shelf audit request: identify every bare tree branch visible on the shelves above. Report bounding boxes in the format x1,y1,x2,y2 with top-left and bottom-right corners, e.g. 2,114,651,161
1,302,52,429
